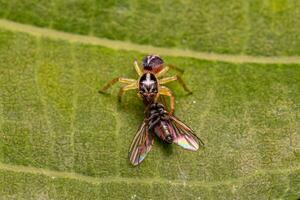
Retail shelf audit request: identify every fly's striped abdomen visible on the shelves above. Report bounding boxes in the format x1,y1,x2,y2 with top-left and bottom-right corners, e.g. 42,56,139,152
148,103,174,143
154,121,174,143
147,103,202,150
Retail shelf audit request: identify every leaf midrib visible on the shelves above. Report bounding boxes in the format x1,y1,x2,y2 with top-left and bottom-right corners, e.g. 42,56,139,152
0,162,299,187
0,19,299,64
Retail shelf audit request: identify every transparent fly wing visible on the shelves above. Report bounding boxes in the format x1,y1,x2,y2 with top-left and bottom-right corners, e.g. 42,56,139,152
169,116,204,151
128,120,154,166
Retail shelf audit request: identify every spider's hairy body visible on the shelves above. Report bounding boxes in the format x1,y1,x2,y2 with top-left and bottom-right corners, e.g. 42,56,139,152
99,55,192,114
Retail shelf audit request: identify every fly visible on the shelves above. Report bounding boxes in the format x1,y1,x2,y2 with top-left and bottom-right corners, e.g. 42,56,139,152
129,103,204,166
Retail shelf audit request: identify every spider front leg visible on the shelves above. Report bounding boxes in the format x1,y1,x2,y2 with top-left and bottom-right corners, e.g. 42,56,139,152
159,75,192,94
99,77,136,93
118,83,138,102
158,86,175,115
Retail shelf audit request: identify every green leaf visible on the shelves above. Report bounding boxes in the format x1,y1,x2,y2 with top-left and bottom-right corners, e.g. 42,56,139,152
0,1,299,199
0,0,300,56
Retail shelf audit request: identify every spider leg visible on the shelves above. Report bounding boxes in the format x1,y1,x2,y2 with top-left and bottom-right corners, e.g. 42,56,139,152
166,64,184,74
159,75,192,94
118,83,138,102
134,60,143,76
158,86,175,115
156,64,184,78
99,77,136,93
156,66,170,78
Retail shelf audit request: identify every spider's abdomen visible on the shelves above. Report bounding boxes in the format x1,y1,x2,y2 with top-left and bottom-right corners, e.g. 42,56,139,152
142,55,164,74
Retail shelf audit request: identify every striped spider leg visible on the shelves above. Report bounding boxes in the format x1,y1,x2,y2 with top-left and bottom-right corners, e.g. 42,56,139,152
98,61,142,102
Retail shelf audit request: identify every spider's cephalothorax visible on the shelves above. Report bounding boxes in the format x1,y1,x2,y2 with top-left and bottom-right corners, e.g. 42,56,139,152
138,72,158,104
142,55,164,74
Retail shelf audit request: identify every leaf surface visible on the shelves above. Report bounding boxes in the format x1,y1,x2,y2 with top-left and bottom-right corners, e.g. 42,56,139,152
0,1,299,199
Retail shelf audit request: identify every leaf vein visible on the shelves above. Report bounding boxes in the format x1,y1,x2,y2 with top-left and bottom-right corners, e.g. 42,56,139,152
0,162,298,187
0,19,299,64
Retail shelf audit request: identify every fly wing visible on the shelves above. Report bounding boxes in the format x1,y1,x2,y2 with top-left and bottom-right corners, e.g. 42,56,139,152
128,120,154,166
169,116,204,151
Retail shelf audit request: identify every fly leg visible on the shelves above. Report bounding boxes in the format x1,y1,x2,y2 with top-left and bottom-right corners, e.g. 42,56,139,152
118,83,138,102
158,86,175,115
159,75,192,94
99,77,136,93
